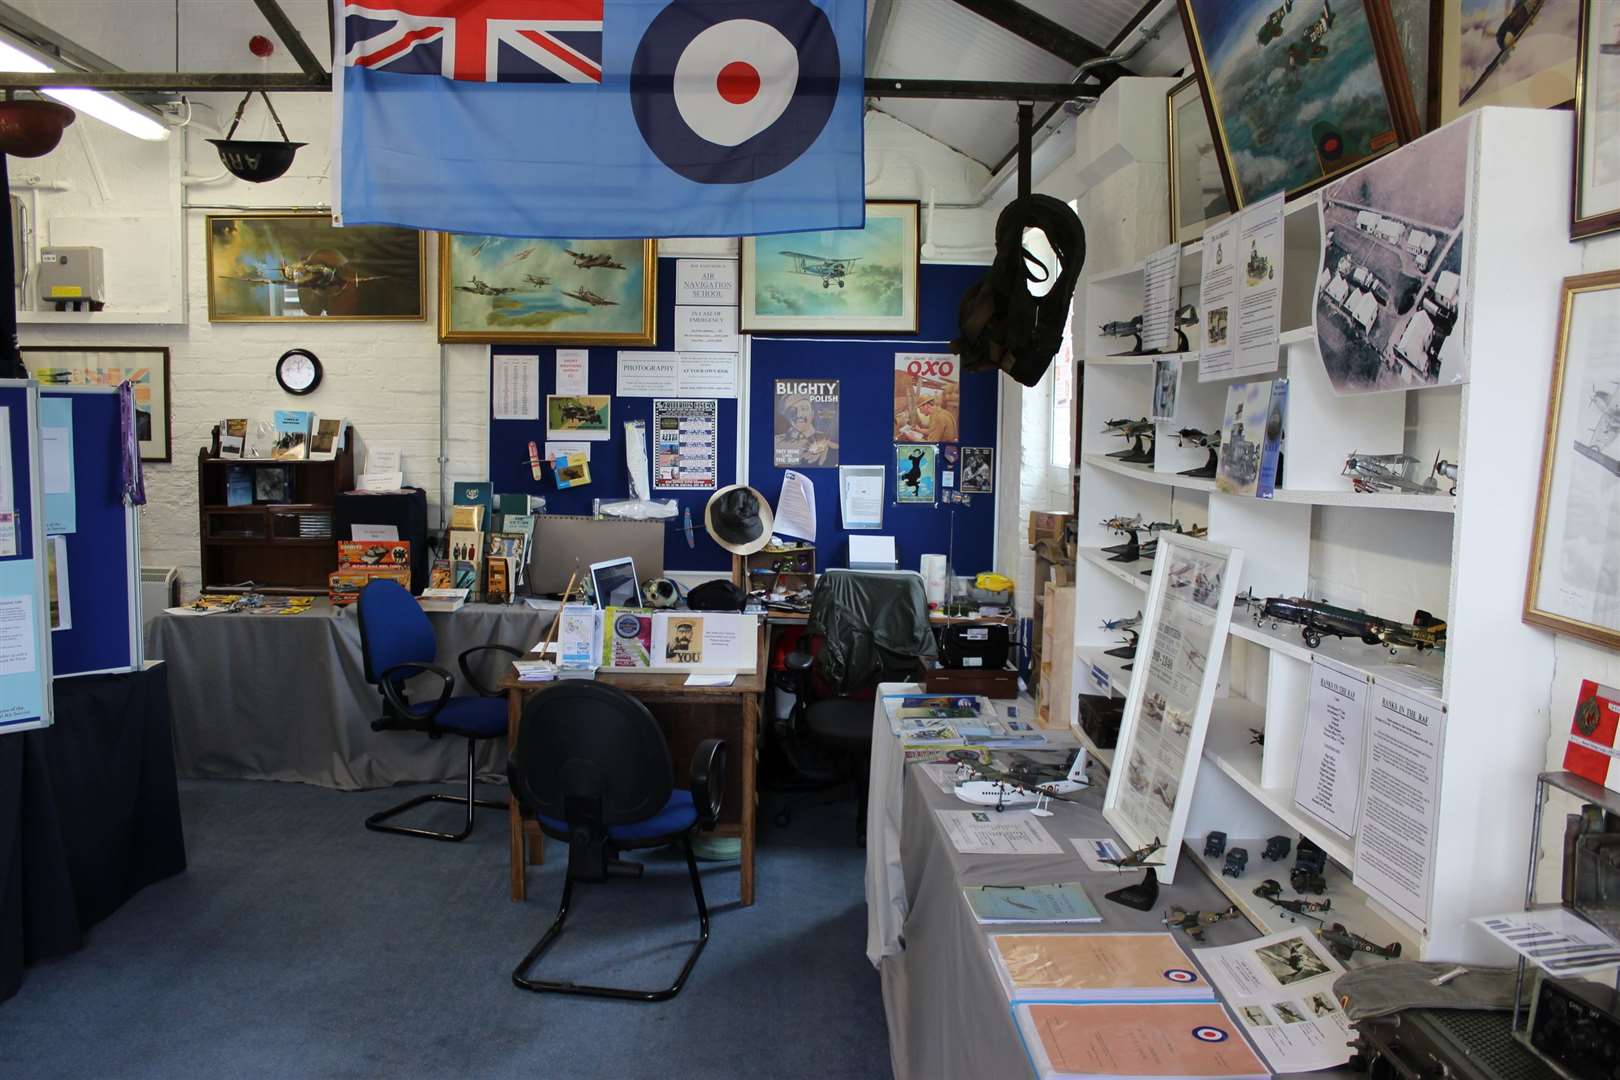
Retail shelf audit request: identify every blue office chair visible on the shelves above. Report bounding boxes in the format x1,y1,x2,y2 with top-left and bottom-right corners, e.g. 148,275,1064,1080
356,579,519,842
508,681,726,1002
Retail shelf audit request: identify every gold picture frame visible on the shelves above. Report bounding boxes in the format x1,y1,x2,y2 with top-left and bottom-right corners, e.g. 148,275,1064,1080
1572,0,1620,239
1525,269,1620,650
205,213,425,322
1167,75,1235,245
20,345,172,462
740,200,920,334
1437,0,1579,124
437,235,656,345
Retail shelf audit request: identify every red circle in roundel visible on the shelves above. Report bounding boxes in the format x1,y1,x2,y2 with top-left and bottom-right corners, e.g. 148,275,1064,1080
717,61,761,105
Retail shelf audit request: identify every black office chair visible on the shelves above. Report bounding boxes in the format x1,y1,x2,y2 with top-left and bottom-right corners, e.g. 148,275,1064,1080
784,570,936,843
508,681,726,1002
356,578,519,841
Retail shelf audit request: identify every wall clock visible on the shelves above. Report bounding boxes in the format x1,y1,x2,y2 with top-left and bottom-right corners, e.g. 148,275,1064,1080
275,348,322,395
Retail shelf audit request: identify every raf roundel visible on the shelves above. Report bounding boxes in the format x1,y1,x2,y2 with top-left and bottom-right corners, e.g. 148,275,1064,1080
631,0,840,184
1163,968,1198,983
1192,1026,1229,1043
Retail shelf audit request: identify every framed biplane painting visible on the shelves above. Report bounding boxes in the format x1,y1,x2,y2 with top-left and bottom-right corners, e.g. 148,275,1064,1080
1177,0,1422,207
740,200,919,334
1525,270,1620,651
20,345,172,462
438,235,656,345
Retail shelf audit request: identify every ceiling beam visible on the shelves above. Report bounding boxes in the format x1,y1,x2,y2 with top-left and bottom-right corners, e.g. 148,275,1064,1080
0,0,122,74
946,0,1109,69
252,0,327,78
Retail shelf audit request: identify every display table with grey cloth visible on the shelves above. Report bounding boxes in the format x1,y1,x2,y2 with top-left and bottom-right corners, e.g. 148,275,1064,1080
863,684,1355,1079
144,600,556,789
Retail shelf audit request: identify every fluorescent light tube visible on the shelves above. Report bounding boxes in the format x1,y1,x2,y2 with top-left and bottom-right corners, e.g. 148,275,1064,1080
0,40,169,141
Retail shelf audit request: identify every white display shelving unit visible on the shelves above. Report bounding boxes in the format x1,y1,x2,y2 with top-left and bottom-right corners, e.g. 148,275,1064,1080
1069,108,1580,962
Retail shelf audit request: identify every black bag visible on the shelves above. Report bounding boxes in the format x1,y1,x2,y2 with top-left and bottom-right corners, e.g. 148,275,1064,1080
951,194,1085,387
687,579,745,612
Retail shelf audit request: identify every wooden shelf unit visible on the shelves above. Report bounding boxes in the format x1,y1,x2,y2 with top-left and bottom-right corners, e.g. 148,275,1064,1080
197,428,355,595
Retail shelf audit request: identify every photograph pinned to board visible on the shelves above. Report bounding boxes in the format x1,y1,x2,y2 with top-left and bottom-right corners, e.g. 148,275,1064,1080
553,451,591,490
896,444,937,504
439,235,655,346
773,378,841,468
1574,0,1620,239
545,394,611,441
894,353,961,443
740,200,920,334
1103,533,1243,883
939,444,960,488
1314,114,1475,394
19,346,172,462
1441,0,1578,123
1216,380,1273,497
1152,357,1182,422
1524,270,1620,650
1168,74,1235,244
960,447,994,494
46,534,69,631
205,213,425,322
1177,0,1418,207
652,398,718,490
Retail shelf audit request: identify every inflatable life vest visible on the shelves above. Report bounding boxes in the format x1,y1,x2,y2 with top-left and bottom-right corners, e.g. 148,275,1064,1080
951,194,1085,388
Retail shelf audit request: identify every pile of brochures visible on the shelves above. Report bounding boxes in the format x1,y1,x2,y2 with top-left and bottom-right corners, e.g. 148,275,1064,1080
881,693,1046,750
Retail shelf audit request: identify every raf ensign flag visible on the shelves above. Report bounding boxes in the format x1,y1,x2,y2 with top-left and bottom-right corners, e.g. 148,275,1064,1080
332,0,865,239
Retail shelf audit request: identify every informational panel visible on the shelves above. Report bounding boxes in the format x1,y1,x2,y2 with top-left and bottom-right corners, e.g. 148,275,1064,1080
1352,681,1446,933
1103,534,1244,884
0,380,51,732
1293,657,1370,842
39,387,141,676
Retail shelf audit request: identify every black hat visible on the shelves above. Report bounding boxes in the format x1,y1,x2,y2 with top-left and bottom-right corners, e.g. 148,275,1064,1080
704,484,773,556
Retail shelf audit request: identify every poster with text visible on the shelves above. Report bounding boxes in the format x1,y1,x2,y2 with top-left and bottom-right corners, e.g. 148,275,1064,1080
896,444,936,503
960,447,994,493
652,399,718,490
894,353,960,443
773,378,841,468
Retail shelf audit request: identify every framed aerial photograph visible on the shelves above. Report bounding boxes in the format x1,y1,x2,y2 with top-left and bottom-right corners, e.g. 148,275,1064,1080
1178,0,1420,207
1167,75,1235,244
1439,0,1578,123
206,213,424,322
740,200,920,334
1574,0,1620,239
438,235,655,345
1525,270,1620,650
19,345,171,462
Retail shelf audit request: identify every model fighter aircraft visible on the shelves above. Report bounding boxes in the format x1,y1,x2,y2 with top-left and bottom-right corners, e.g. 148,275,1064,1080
562,287,619,307
781,250,860,288
1100,837,1165,869
567,250,627,270
1343,451,1440,495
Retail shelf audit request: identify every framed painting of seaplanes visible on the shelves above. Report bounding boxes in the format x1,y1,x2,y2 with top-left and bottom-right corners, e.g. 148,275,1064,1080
1167,75,1234,244
1525,271,1620,650
1574,0,1620,238
20,346,171,462
438,235,655,345
206,213,424,322
1178,0,1420,207
1438,0,1578,123
740,200,920,334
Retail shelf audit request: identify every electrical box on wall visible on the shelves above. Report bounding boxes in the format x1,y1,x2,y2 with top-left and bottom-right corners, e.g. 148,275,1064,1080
38,246,105,307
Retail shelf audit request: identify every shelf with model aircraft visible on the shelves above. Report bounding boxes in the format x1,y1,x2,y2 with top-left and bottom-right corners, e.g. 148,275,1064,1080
1068,108,1578,961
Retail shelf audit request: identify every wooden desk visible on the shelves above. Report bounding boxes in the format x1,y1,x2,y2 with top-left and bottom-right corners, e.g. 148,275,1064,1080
764,609,1015,628
499,638,767,906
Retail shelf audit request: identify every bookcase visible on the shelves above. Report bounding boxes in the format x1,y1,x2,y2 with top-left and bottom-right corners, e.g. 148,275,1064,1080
197,427,355,595
1068,108,1579,963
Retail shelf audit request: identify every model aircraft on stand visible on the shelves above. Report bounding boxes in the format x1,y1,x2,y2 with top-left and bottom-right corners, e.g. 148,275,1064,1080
1343,451,1441,495
1099,315,1147,355
1103,418,1156,464
1101,613,1142,662
1176,428,1222,478
945,749,1088,815
1100,837,1165,869
1318,922,1403,963
1164,905,1240,943
1239,589,1447,653
1253,879,1332,923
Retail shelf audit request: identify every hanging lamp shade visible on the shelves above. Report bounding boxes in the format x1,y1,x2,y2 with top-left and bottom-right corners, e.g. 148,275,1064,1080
0,98,74,158
208,91,304,183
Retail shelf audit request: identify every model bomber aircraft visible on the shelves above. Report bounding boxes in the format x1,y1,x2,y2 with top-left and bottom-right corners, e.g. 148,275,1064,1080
1241,590,1447,653
454,275,516,297
562,287,619,307
946,749,1087,814
567,250,627,270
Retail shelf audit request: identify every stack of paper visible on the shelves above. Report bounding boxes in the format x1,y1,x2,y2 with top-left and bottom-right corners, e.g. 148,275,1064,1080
513,659,557,683
989,933,1213,1003
1014,1002,1267,1080
963,883,1100,924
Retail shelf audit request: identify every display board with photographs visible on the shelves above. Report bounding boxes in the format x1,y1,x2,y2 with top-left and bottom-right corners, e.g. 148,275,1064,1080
206,213,424,322
19,346,171,462
439,236,655,345
1168,75,1234,244
1178,0,1419,206
1313,113,1475,393
1575,0,1620,238
741,201,920,334
772,378,841,467
1525,270,1620,650
1103,535,1244,884
1441,0,1578,122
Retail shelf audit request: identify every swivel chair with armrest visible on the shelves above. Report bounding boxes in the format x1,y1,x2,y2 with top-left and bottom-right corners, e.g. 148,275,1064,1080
508,681,726,1001
783,570,936,843
356,578,520,841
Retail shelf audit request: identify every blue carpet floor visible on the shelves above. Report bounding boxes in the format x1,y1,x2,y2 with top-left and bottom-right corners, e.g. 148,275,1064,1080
1,779,893,1080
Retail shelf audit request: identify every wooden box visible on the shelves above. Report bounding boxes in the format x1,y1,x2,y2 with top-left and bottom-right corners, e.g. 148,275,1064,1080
915,658,1020,699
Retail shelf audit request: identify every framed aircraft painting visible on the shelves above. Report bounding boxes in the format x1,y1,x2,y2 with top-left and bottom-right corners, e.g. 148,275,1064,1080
740,200,920,334
1167,75,1235,244
1573,0,1620,239
1525,270,1620,651
1177,0,1422,208
438,235,656,345
19,345,172,462
205,213,424,322
1437,0,1578,124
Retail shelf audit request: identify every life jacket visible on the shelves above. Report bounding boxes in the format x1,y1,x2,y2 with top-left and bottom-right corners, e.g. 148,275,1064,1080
951,193,1085,387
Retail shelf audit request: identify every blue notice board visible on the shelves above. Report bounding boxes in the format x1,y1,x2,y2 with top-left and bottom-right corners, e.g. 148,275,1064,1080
0,380,51,731
40,387,140,677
